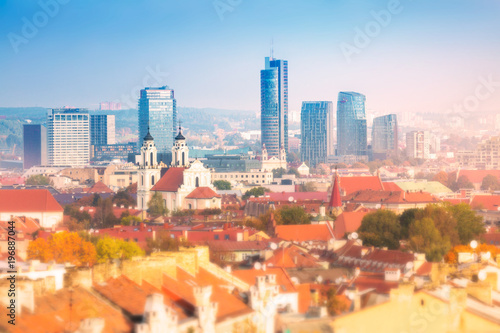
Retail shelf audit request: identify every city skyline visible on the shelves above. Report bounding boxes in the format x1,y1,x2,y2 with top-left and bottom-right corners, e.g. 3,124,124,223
0,0,499,116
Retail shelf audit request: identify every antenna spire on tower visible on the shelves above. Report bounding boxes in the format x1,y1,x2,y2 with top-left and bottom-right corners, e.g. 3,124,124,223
271,38,274,59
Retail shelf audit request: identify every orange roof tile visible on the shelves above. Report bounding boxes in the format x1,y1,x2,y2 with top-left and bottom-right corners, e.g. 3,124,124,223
186,187,220,199
161,267,252,322
233,267,297,293
0,286,132,333
0,189,63,212
382,182,402,191
333,211,369,239
151,167,185,192
275,224,334,242
339,176,384,195
470,195,500,211
457,169,500,184
86,181,113,193
265,245,321,269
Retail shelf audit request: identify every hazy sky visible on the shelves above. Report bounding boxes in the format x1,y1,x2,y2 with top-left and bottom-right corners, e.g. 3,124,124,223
0,0,499,115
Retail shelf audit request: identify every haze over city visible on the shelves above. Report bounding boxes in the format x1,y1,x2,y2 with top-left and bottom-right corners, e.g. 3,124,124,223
1,0,499,114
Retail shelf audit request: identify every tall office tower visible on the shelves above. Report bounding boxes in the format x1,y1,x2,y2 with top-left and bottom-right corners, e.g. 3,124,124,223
300,101,334,167
372,114,398,159
23,124,47,169
336,92,367,156
138,86,177,154
47,108,90,166
261,56,288,157
90,114,116,146
406,131,430,159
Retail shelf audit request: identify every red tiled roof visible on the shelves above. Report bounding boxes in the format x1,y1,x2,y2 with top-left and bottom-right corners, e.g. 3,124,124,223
333,211,369,239
470,195,500,211
415,262,433,276
275,224,334,242
193,240,269,251
339,176,384,195
457,169,500,184
0,286,132,333
161,267,252,322
233,267,297,293
483,232,500,246
345,189,439,204
86,181,113,193
0,189,63,212
93,275,187,319
265,245,321,269
354,273,399,294
151,167,185,192
382,182,402,191
264,192,328,202
0,176,24,186
186,187,220,199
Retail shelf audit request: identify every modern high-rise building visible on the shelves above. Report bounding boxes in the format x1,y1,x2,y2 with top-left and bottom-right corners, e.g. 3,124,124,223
406,131,429,159
300,101,334,167
337,92,367,157
138,86,177,154
372,114,398,160
47,108,90,166
90,114,116,146
261,56,288,157
23,124,47,169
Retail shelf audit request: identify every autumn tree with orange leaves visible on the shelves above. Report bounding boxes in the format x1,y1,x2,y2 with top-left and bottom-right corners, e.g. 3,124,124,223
27,232,97,266
444,243,499,264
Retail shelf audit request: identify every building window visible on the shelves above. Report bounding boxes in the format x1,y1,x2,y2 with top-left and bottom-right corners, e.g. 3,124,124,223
214,235,219,240
195,177,199,188
224,234,229,240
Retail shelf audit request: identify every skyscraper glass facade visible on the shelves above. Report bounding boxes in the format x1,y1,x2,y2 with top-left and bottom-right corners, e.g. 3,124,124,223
90,114,116,146
138,86,177,154
47,108,90,166
261,57,288,156
300,101,334,167
337,92,367,156
372,114,398,159
23,124,47,169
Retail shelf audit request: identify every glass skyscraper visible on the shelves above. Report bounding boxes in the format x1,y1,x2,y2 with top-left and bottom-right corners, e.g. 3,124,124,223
337,92,367,156
138,86,177,154
47,108,90,166
261,56,288,157
372,114,398,159
90,114,116,146
23,124,47,169
300,101,334,167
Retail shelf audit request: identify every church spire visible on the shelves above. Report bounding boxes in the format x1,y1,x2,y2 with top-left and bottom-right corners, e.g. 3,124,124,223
328,169,342,210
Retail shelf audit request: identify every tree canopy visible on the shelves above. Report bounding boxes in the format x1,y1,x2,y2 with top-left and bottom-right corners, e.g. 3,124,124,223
408,217,450,262
26,174,51,185
95,236,144,263
480,174,500,191
148,191,168,216
27,232,96,266
242,187,269,200
213,180,232,190
357,210,401,249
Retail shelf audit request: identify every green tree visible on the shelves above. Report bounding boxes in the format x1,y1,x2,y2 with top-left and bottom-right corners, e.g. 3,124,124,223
418,205,459,246
299,182,316,192
287,167,300,177
278,206,311,225
146,231,191,253
480,174,500,191
447,174,474,191
432,171,448,186
448,203,485,245
326,287,348,316
399,208,421,239
148,192,168,216
95,236,144,263
242,187,269,200
358,210,401,249
113,190,136,207
121,215,142,226
272,168,286,178
26,174,51,185
213,180,232,190
351,162,368,169
408,217,450,262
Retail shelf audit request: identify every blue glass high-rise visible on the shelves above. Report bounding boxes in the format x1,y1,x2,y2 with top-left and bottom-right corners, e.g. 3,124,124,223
372,114,398,159
138,86,177,154
300,101,334,167
337,92,367,156
261,57,288,157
